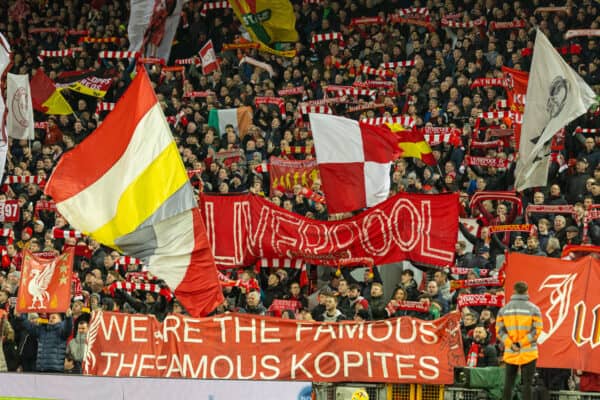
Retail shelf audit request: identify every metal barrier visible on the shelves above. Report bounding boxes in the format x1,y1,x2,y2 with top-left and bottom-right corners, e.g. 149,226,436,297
549,391,600,400
313,384,600,400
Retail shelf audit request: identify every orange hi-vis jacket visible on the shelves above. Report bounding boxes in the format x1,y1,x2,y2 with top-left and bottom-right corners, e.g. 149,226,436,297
496,293,543,365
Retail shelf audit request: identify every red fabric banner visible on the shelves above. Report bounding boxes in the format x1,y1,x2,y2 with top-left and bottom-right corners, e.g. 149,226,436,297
505,253,600,374
16,248,74,313
457,293,505,309
502,66,528,149
269,157,320,193
200,193,458,268
488,224,533,234
464,156,510,168
84,311,465,382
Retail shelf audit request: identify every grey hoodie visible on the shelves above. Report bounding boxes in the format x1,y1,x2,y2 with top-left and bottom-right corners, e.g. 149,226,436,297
68,332,88,362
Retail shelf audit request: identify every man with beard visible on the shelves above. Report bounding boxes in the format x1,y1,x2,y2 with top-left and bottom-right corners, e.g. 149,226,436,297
368,283,387,320
464,325,499,367
67,321,88,373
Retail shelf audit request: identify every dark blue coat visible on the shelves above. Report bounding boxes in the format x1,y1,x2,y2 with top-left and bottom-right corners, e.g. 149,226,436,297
21,315,72,372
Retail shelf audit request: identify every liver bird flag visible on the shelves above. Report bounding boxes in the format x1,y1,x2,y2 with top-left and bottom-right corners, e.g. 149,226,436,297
45,67,223,317
16,248,75,313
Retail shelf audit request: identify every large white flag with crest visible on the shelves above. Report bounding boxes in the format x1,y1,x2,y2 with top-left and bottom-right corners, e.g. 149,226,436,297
7,73,35,140
515,30,597,191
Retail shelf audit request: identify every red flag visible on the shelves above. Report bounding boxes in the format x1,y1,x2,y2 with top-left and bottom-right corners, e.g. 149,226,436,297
16,247,75,313
502,66,528,148
199,40,220,75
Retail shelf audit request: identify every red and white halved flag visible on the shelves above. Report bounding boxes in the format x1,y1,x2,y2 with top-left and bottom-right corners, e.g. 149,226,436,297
199,40,220,75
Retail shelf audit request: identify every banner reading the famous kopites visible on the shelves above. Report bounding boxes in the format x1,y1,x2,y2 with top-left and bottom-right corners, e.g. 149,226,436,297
269,156,320,192
505,253,600,374
84,311,465,383
200,193,458,267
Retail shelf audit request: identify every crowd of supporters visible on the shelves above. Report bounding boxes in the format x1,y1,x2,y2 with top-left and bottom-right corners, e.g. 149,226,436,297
0,0,599,387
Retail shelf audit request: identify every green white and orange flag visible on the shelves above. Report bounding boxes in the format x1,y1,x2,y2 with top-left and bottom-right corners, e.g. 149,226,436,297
386,123,436,165
45,67,223,317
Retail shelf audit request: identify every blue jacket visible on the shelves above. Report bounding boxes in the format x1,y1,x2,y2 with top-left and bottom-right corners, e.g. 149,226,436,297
21,315,72,372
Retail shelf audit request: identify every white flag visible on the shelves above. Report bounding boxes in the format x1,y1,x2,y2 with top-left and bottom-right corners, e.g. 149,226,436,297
0,33,12,185
0,33,11,141
128,0,183,62
515,30,597,191
7,73,35,141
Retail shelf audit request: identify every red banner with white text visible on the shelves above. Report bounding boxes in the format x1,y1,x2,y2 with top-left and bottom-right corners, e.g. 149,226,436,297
84,311,465,382
269,157,320,193
505,253,600,374
200,193,458,267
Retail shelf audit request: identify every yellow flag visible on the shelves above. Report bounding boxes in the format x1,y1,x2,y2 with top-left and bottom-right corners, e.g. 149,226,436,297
230,0,298,57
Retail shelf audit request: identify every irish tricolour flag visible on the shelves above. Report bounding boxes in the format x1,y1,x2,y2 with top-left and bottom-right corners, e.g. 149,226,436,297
208,106,253,138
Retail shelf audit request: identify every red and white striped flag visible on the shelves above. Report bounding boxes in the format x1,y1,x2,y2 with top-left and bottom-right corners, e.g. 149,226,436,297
200,1,230,16
380,60,416,69
0,229,13,237
4,175,45,185
359,65,391,79
116,256,143,265
300,104,333,115
175,57,201,65
52,228,84,239
361,116,415,128
441,17,485,28
38,48,80,62
256,258,305,269
311,32,345,49
98,51,140,59
94,102,115,119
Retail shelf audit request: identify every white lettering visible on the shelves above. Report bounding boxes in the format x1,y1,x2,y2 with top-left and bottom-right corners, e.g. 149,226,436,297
314,323,337,341
116,353,138,376
419,322,439,344
137,354,155,376
183,318,203,343
343,351,364,378
260,355,280,379
296,322,313,341
367,320,393,342
395,319,418,343
395,355,416,379
100,352,119,375
419,356,440,380
210,355,235,379
156,355,168,371
130,316,148,343
213,315,232,343
235,316,257,343
373,352,393,378
162,315,181,343
291,353,313,379
236,355,256,379
260,319,280,343
182,354,207,378
314,352,340,379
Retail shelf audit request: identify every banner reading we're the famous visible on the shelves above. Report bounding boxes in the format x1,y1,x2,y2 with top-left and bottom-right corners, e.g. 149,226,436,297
201,193,458,268
84,311,464,383
505,253,600,374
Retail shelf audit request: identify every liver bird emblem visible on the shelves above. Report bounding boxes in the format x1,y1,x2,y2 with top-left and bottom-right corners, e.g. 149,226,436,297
28,260,57,309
